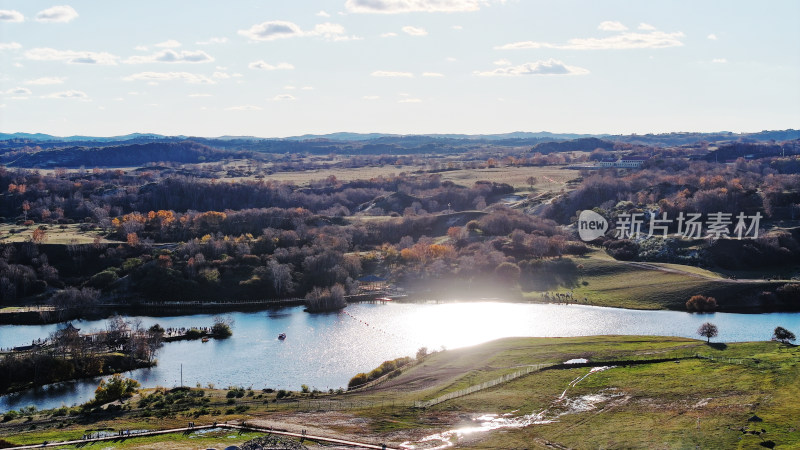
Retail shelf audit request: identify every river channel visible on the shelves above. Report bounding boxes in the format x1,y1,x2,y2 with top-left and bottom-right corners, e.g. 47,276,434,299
1,302,798,412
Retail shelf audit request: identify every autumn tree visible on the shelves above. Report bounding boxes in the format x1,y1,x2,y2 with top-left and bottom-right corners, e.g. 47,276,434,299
31,227,46,244
686,295,717,312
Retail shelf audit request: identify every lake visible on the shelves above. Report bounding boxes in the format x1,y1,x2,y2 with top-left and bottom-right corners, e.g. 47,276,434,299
1,301,798,412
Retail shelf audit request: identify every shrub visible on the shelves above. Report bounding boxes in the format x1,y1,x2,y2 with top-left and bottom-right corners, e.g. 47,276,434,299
604,239,639,260
211,320,232,338
348,373,368,389
686,295,717,312
93,374,140,405
185,328,204,339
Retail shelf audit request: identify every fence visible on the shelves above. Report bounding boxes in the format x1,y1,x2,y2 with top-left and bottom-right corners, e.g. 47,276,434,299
413,363,551,408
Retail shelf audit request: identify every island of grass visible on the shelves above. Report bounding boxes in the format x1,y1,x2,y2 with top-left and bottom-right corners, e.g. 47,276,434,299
2,335,797,449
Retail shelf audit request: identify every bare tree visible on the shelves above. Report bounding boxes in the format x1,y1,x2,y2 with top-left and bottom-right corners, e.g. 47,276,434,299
697,322,718,343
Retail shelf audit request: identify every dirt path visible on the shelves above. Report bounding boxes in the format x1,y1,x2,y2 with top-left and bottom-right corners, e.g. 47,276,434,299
7,422,397,450
620,260,772,283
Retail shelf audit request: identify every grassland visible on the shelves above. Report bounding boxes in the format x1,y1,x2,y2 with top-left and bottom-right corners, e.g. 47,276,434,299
217,159,579,193
522,250,785,311
3,336,797,449
0,223,121,245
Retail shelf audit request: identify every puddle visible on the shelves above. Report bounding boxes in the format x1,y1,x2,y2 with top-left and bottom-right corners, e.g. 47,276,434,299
83,429,150,439
399,411,554,449
564,358,588,364
187,427,228,438
400,366,617,449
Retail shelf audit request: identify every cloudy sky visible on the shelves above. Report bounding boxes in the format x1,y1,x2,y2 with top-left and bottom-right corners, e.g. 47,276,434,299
1,0,798,137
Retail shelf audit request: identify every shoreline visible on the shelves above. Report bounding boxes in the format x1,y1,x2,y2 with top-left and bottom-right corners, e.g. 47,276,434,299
1,297,798,326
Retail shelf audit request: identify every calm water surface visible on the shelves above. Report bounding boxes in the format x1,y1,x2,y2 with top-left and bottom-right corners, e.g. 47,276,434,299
1,302,798,411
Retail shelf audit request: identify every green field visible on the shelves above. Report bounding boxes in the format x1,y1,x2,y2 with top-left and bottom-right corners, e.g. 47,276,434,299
523,250,784,311
4,336,798,449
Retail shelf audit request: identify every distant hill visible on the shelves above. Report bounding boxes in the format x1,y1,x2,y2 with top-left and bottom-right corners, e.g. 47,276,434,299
0,132,186,142
2,142,233,168
704,139,800,162
284,131,599,141
532,137,616,153
1,130,797,167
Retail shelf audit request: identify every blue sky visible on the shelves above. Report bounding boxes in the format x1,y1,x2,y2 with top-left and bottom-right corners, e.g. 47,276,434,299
1,0,798,137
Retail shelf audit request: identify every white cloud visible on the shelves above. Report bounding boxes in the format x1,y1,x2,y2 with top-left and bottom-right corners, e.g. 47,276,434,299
3,87,32,95
35,5,78,23
371,70,414,77
496,30,685,50
493,58,512,66
0,42,22,50
272,94,296,101
707,34,718,40
248,61,294,71
712,58,727,63
402,26,428,36
381,32,398,38
399,97,422,103
189,93,212,97
25,77,65,85
155,40,182,48
452,25,463,30
598,21,627,31
123,71,216,84
226,105,263,111
638,23,656,31
301,86,314,90
41,89,89,100
239,20,358,42
346,0,486,13
134,45,149,52
196,37,228,45
213,72,231,79
445,57,457,62
0,10,24,22
25,47,118,65
239,20,304,41
422,72,444,77
363,95,380,100
317,10,331,17
475,59,589,76
124,49,214,64
310,22,360,41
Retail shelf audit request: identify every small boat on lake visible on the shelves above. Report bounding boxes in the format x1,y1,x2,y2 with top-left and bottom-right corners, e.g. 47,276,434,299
201,337,209,343
278,333,286,340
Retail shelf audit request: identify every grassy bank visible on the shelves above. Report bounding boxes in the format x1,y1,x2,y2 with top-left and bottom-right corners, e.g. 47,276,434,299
3,335,798,448
523,250,785,311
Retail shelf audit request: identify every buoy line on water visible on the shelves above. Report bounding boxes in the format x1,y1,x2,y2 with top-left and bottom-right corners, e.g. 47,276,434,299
342,309,430,349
